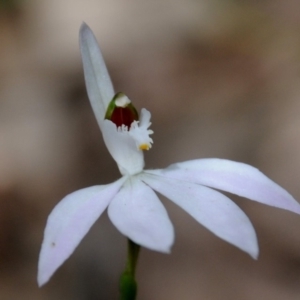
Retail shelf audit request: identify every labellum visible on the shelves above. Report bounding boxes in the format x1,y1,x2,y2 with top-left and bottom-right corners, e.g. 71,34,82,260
105,92,138,128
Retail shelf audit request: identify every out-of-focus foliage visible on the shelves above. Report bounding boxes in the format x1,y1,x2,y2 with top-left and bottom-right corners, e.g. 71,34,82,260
0,0,21,11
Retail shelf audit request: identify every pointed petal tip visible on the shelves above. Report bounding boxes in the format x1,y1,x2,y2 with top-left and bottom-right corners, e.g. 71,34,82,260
163,246,172,254
80,21,86,29
142,242,173,254
37,267,51,287
80,21,88,27
290,202,300,215
37,276,47,288
80,22,90,34
79,22,92,43
250,248,259,260
150,240,173,254
130,238,173,254
242,236,259,260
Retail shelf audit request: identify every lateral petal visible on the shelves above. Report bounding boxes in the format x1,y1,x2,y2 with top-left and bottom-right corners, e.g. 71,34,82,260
108,176,174,252
38,177,126,286
147,159,300,214
79,23,115,128
141,173,258,258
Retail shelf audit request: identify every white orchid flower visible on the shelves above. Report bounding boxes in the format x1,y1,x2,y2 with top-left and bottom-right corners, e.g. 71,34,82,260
37,23,300,286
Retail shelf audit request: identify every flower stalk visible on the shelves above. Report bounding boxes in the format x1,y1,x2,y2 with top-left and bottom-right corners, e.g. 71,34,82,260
119,239,141,300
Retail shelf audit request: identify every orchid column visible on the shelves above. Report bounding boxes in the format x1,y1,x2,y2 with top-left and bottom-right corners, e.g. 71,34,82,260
37,23,300,300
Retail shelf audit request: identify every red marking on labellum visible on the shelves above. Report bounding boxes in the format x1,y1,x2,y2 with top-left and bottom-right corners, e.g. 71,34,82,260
110,106,138,128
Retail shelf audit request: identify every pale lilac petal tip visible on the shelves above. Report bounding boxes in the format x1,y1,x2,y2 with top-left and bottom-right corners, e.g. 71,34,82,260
142,173,259,259
108,177,174,253
149,159,300,215
37,177,126,286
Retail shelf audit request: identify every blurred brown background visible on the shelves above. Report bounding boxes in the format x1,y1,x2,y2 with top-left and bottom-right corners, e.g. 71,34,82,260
1,0,300,299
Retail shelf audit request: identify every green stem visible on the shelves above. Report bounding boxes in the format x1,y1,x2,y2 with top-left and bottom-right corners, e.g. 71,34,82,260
119,239,141,300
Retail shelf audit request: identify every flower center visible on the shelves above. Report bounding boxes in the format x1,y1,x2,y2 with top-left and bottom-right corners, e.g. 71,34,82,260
105,92,138,128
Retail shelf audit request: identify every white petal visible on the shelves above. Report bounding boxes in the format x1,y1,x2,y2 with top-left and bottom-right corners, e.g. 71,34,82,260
129,109,153,151
38,177,126,286
147,159,300,214
141,173,258,258
102,120,145,175
108,176,174,252
79,23,115,128
139,108,152,128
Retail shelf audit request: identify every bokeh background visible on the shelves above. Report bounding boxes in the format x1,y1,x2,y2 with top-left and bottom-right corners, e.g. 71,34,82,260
1,0,300,299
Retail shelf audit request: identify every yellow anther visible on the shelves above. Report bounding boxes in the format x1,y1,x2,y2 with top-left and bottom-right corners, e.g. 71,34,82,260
139,144,150,151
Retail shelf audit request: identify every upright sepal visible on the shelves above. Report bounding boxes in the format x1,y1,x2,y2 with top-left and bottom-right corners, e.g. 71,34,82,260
79,23,115,127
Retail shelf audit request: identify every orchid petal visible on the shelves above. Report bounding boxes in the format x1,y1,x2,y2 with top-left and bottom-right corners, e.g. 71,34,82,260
102,120,144,175
141,173,258,258
79,23,115,127
108,176,174,252
147,159,300,214
139,108,152,128
129,108,154,150
38,177,127,286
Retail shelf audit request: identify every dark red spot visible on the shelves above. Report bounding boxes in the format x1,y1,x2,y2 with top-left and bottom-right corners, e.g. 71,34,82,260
110,106,138,128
